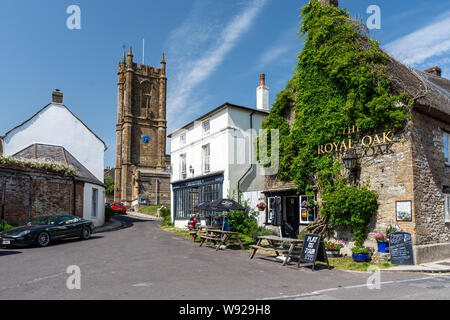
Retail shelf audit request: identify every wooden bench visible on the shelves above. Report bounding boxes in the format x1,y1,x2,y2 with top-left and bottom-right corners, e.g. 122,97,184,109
189,231,197,242
199,230,245,251
250,236,303,265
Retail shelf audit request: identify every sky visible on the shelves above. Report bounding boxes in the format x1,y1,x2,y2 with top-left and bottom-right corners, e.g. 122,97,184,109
1,0,450,168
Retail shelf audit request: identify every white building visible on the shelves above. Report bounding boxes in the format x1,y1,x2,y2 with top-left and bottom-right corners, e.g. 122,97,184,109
169,74,271,228
0,90,107,226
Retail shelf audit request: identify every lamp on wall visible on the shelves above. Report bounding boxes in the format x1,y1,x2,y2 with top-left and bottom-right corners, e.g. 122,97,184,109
342,149,358,185
342,149,358,170
189,165,194,175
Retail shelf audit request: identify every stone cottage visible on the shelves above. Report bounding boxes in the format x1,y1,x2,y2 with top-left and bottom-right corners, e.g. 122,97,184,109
261,1,450,264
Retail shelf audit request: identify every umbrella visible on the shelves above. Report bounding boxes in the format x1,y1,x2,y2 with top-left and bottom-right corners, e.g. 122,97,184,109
197,199,245,212
196,199,245,239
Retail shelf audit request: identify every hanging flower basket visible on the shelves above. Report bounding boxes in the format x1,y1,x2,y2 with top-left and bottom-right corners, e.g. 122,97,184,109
256,202,266,211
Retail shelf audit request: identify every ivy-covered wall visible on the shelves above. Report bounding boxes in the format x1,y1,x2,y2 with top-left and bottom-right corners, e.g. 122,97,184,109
260,0,413,246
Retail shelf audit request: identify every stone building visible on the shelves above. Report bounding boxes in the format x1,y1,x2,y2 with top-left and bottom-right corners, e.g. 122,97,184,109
114,48,171,210
261,0,450,263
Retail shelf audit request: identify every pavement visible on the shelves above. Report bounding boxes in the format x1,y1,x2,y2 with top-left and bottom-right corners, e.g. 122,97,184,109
384,259,450,273
93,216,124,234
126,211,161,221
1,214,450,300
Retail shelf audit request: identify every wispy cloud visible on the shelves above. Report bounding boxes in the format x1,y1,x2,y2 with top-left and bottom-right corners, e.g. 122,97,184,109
254,26,299,71
385,10,450,71
166,0,269,131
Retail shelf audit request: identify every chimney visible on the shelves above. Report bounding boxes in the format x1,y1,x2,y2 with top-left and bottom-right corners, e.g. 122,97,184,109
319,0,338,7
52,89,63,104
256,73,269,111
423,66,442,77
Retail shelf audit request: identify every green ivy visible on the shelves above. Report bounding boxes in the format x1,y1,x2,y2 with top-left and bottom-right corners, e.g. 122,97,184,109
0,156,77,176
322,181,378,246
259,1,412,243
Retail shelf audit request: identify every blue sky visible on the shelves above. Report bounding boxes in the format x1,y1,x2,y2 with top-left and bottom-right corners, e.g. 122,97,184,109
1,0,450,168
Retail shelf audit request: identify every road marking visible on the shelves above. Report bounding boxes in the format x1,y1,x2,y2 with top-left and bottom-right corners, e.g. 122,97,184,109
132,282,154,287
263,274,449,300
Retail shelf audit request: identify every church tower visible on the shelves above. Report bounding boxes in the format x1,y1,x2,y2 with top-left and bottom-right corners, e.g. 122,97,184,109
114,47,171,209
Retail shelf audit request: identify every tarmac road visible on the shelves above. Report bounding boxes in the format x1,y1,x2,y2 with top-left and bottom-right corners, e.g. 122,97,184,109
1,215,449,300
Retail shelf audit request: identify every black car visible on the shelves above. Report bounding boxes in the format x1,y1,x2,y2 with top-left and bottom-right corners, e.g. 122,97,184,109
0,215,94,248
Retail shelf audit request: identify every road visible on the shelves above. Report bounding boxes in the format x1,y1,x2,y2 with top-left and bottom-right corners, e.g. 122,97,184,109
1,215,450,300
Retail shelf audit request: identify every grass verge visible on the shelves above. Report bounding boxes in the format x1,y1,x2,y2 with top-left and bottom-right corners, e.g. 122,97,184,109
316,257,394,271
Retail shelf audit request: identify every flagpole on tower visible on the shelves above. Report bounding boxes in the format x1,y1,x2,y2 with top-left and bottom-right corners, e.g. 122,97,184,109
142,38,145,65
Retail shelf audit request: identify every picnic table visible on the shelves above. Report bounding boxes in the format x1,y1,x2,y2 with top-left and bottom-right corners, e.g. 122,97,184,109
250,235,303,266
188,226,220,241
199,229,245,251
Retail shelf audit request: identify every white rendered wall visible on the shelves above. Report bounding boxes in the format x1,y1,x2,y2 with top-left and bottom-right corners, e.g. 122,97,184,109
242,191,266,227
2,104,106,182
257,87,269,111
83,183,106,227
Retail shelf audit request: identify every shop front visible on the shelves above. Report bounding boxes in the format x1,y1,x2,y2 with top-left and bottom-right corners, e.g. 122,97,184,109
171,173,224,228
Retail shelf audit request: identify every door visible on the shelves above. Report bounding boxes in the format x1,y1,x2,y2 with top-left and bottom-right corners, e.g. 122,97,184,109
285,196,299,237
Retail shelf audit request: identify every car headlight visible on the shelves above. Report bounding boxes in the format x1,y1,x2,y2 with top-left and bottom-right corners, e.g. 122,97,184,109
16,230,32,237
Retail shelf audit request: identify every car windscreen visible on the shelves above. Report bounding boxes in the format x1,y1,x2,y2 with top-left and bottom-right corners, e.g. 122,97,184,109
30,217,50,225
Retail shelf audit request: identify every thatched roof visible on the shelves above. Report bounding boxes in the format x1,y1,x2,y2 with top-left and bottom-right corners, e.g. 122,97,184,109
385,53,450,121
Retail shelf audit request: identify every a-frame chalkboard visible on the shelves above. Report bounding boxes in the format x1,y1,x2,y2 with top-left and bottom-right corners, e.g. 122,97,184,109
389,232,414,265
298,234,330,271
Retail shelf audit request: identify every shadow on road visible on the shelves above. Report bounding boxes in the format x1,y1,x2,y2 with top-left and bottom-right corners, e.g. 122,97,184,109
115,214,159,230
0,250,22,257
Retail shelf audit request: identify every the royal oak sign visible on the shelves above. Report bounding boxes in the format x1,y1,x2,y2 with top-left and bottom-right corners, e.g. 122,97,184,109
317,127,394,157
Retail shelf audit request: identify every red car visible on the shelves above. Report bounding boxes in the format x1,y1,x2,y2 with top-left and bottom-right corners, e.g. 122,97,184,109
110,202,127,214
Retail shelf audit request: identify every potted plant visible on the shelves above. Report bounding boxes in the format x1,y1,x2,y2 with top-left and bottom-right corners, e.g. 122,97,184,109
351,246,373,262
325,240,344,257
256,202,266,211
374,233,388,253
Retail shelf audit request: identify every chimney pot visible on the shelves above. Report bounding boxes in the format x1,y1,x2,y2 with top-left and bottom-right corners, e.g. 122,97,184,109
52,90,63,104
256,73,269,111
423,66,442,77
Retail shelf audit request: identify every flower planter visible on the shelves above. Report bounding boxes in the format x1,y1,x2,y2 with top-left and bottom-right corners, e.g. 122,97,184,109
257,207,265,212
377,241,388,253
326,250,341,257
352,253,371,263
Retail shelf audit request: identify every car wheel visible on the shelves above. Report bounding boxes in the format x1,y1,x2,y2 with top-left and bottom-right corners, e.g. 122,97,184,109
37,232,51,247
80,227,91,240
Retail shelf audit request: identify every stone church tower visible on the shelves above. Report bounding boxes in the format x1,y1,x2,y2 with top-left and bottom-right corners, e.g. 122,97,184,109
114,47,171,210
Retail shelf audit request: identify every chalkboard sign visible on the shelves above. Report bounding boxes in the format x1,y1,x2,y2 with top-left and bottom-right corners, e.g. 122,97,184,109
389,232,414,265
298,234,329,270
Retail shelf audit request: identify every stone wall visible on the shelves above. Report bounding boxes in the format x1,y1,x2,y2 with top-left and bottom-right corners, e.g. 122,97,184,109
355,127,415,248
0,165,83,225
411,111,450,244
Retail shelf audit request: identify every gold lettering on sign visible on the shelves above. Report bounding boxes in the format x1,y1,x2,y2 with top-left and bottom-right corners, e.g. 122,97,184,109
316,130,394,155
383,131,393,143
361,135,373,147
339,140,348,152
343,126,361,135
373,134,382,145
